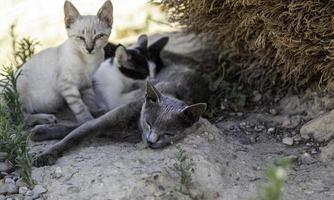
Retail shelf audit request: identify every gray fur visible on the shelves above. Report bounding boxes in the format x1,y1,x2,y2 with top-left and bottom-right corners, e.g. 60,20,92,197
32,37,210,167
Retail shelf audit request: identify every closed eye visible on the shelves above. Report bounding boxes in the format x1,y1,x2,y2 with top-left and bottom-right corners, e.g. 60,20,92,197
146,120,152,128
76,36,85,41
94,33,106,40
164,132,174,137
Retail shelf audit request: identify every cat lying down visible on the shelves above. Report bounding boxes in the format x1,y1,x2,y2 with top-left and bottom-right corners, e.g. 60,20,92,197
31,39,210,166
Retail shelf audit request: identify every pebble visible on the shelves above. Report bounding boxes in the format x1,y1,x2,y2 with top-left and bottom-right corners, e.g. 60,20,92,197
300,153,315,165
54,167,63,179
208,134,214,141
0,184,18,195
15,178,28,188
267,127,276,134
254,125,265,132
32,185,47,196
19,187,28,195
236,112,243,117
25,190,33,196
0,162,14,173
282,137,293,146
4,178,15,185
269,108,278,115
252,91,262,102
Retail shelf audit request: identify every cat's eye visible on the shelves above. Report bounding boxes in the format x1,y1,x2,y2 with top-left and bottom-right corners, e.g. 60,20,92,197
76,36,85,41
145,120,152,128
164,132,174,137
94,34,105,40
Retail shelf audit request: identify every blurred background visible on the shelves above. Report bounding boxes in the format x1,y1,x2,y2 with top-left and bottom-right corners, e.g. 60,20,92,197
0,0,174,65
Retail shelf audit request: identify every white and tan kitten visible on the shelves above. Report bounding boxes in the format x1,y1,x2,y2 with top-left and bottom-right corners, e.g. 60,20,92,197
17,1,113,125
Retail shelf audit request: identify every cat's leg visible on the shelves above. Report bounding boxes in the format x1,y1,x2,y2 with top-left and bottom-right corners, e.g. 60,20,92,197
24,113,57,126
33,101,142,167
58,82,93,124
81,87,104,117
30,124,79,141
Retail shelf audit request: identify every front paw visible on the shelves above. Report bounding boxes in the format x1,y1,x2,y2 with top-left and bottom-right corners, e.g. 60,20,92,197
31,125,52,141
33,152,58,167
76,112,94,124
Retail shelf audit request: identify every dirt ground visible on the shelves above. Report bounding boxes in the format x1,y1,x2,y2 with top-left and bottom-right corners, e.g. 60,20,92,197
30,33,334,200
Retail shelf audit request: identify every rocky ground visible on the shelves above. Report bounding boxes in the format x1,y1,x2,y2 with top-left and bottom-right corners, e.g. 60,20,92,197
1,32,334,199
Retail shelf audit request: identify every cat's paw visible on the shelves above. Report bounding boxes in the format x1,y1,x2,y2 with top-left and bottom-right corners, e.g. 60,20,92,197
36,114,57,125
33,152,58,167
76,112,94,124
30,125,52,141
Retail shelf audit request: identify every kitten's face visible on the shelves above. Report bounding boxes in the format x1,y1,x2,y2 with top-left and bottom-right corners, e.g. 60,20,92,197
109,34,169,79
114,45,150,79
64,1,113,54
140,82,207,148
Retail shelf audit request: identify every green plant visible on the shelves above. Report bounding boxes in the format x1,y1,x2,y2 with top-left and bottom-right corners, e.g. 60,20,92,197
0,25,38,187
0,66,23,124
256,159,290,200
173,145,204,200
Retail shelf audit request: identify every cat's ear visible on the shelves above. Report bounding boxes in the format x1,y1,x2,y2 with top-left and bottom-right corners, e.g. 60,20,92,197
182,103,207,122
115,45,129,65
145,81,161,103
64,1,81,28
97,1,113,27
148,37,169,54
135,34,148,52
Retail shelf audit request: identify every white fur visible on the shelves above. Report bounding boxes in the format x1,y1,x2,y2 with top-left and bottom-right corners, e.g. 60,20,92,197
17,1,113,125
18,40,104,113
93,58,143,111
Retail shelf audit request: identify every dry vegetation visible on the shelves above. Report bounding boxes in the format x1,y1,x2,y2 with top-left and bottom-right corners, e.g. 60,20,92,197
157,0,334,90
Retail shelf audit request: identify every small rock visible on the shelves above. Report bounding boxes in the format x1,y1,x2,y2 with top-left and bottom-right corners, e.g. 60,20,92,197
0,183,18,195
300,153,315,165
252,91,262,102
267,127,276,134
208,134,214,141
269,108,278,115
0,161,14,173
19,187,28,195
254,125,265,132
236,112,243,117
32,185,47,196
239,122,246,127
282,137,293,146
54,167,63,179
300,110,334,142
25,190,33,196
15,178,28,188
5,178,15,185
24,196,33,200
0,194,5,200
320,140,334,162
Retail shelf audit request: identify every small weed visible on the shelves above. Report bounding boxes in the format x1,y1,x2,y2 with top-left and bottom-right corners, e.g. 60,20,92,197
0,25,38,187
173,145,204,200
256,159,290,200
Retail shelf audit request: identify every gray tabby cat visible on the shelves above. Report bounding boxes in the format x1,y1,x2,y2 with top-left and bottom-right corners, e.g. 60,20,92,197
32,38,209,167
17,1,113,126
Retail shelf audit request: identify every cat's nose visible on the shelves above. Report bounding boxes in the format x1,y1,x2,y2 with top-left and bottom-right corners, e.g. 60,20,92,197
86,47,94,53
146,132,159,145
